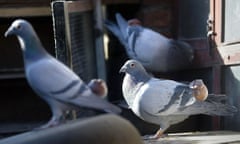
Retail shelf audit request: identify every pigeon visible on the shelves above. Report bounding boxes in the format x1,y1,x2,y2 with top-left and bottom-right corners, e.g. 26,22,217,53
120,59,237,139
88,79,108,99
5,19,121,128
105,13,194,73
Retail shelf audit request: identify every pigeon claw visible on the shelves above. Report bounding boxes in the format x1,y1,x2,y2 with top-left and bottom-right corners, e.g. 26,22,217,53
142,129,166,140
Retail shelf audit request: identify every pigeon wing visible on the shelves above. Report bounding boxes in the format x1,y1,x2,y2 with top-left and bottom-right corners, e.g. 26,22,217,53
27,57,121,114
137,79,195,116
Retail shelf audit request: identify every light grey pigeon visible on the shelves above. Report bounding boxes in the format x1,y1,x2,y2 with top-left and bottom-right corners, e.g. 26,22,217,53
5,19,121,128
105,13,194,73
120,59,237,139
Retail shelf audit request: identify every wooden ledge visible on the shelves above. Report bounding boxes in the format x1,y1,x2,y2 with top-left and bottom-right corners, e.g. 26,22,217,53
144,131,240,144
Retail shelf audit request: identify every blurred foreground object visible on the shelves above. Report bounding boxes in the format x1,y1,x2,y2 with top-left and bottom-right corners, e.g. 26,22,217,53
0,114,143,144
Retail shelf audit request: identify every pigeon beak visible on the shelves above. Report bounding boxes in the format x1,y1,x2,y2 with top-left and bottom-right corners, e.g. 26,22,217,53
119,66,127,73
4,27,14,37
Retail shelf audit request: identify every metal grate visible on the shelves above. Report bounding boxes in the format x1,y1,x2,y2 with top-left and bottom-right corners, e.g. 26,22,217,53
51,1,100,82
69,12,96,81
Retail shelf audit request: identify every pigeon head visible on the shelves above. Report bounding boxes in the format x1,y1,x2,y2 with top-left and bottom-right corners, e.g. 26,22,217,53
120,60,141,73
5,19,35,38
5,19,41,52
128,18,142,26
120,59,150,82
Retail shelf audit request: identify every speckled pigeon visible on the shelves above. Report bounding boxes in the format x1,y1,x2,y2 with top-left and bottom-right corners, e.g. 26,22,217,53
105,13,194,73
5,19,121,128
120,59,237,139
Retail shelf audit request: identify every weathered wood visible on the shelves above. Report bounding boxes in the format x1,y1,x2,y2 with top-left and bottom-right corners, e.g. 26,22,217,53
182,38,223,69
102,0,140,4
218,43,240,65
0,114,143,144
66,1,93,13
0,0,50,7
144,131,240,144
0,7,51,17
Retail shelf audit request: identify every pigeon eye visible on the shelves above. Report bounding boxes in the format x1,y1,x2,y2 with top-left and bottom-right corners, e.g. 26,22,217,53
15,25,21,30
130,63,135,68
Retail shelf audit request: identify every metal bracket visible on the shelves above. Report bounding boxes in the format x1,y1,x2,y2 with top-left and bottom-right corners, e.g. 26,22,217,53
207,19,217,56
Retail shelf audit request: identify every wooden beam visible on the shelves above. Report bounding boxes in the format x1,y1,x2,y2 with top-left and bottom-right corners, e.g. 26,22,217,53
0,7,51,17
102,0,140,4
184,38,218,68
218,43,240,66
65,1,93,13
0,1,50,7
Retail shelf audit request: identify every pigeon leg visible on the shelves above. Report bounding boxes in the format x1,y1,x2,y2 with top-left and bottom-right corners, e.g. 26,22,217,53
35,115,64,130
142,128,167,140
152,129,166,139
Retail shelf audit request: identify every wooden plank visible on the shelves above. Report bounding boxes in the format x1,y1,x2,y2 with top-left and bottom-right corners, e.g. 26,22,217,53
184,38,219,68
0,0,50,7
185,39,240,67
0,7,51,17
102,0,140,4
218,44,240,66
0,68,24,79
144,131,240,144
214,0,223,44
66,0,93,13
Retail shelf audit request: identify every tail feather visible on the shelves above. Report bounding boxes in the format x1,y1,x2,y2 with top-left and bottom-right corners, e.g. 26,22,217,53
104,19,127,47
168,40,194,65
115,13,128,40
104,20,121,38
207,94,227,103
180,95,237,116
200,100,237,116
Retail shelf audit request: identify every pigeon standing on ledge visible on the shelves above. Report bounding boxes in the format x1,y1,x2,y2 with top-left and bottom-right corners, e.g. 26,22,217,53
120,59,237,139
105,13,194,73
5,19,121,128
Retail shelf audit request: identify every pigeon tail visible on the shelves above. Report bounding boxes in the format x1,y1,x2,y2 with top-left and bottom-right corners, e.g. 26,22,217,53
104,20,127,48
115,13,128,39
199,100,237,116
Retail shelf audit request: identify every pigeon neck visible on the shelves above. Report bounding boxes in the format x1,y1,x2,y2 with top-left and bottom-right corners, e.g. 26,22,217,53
131,70,151,84
18,35,48,62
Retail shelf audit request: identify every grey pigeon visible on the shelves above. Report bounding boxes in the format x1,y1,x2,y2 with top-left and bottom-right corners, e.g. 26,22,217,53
105,13,194,73
5,19,121,128
120,59,237,139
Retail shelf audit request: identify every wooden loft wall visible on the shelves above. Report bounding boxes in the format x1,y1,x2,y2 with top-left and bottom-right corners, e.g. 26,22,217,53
0,0,50,7
0,1,52,17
